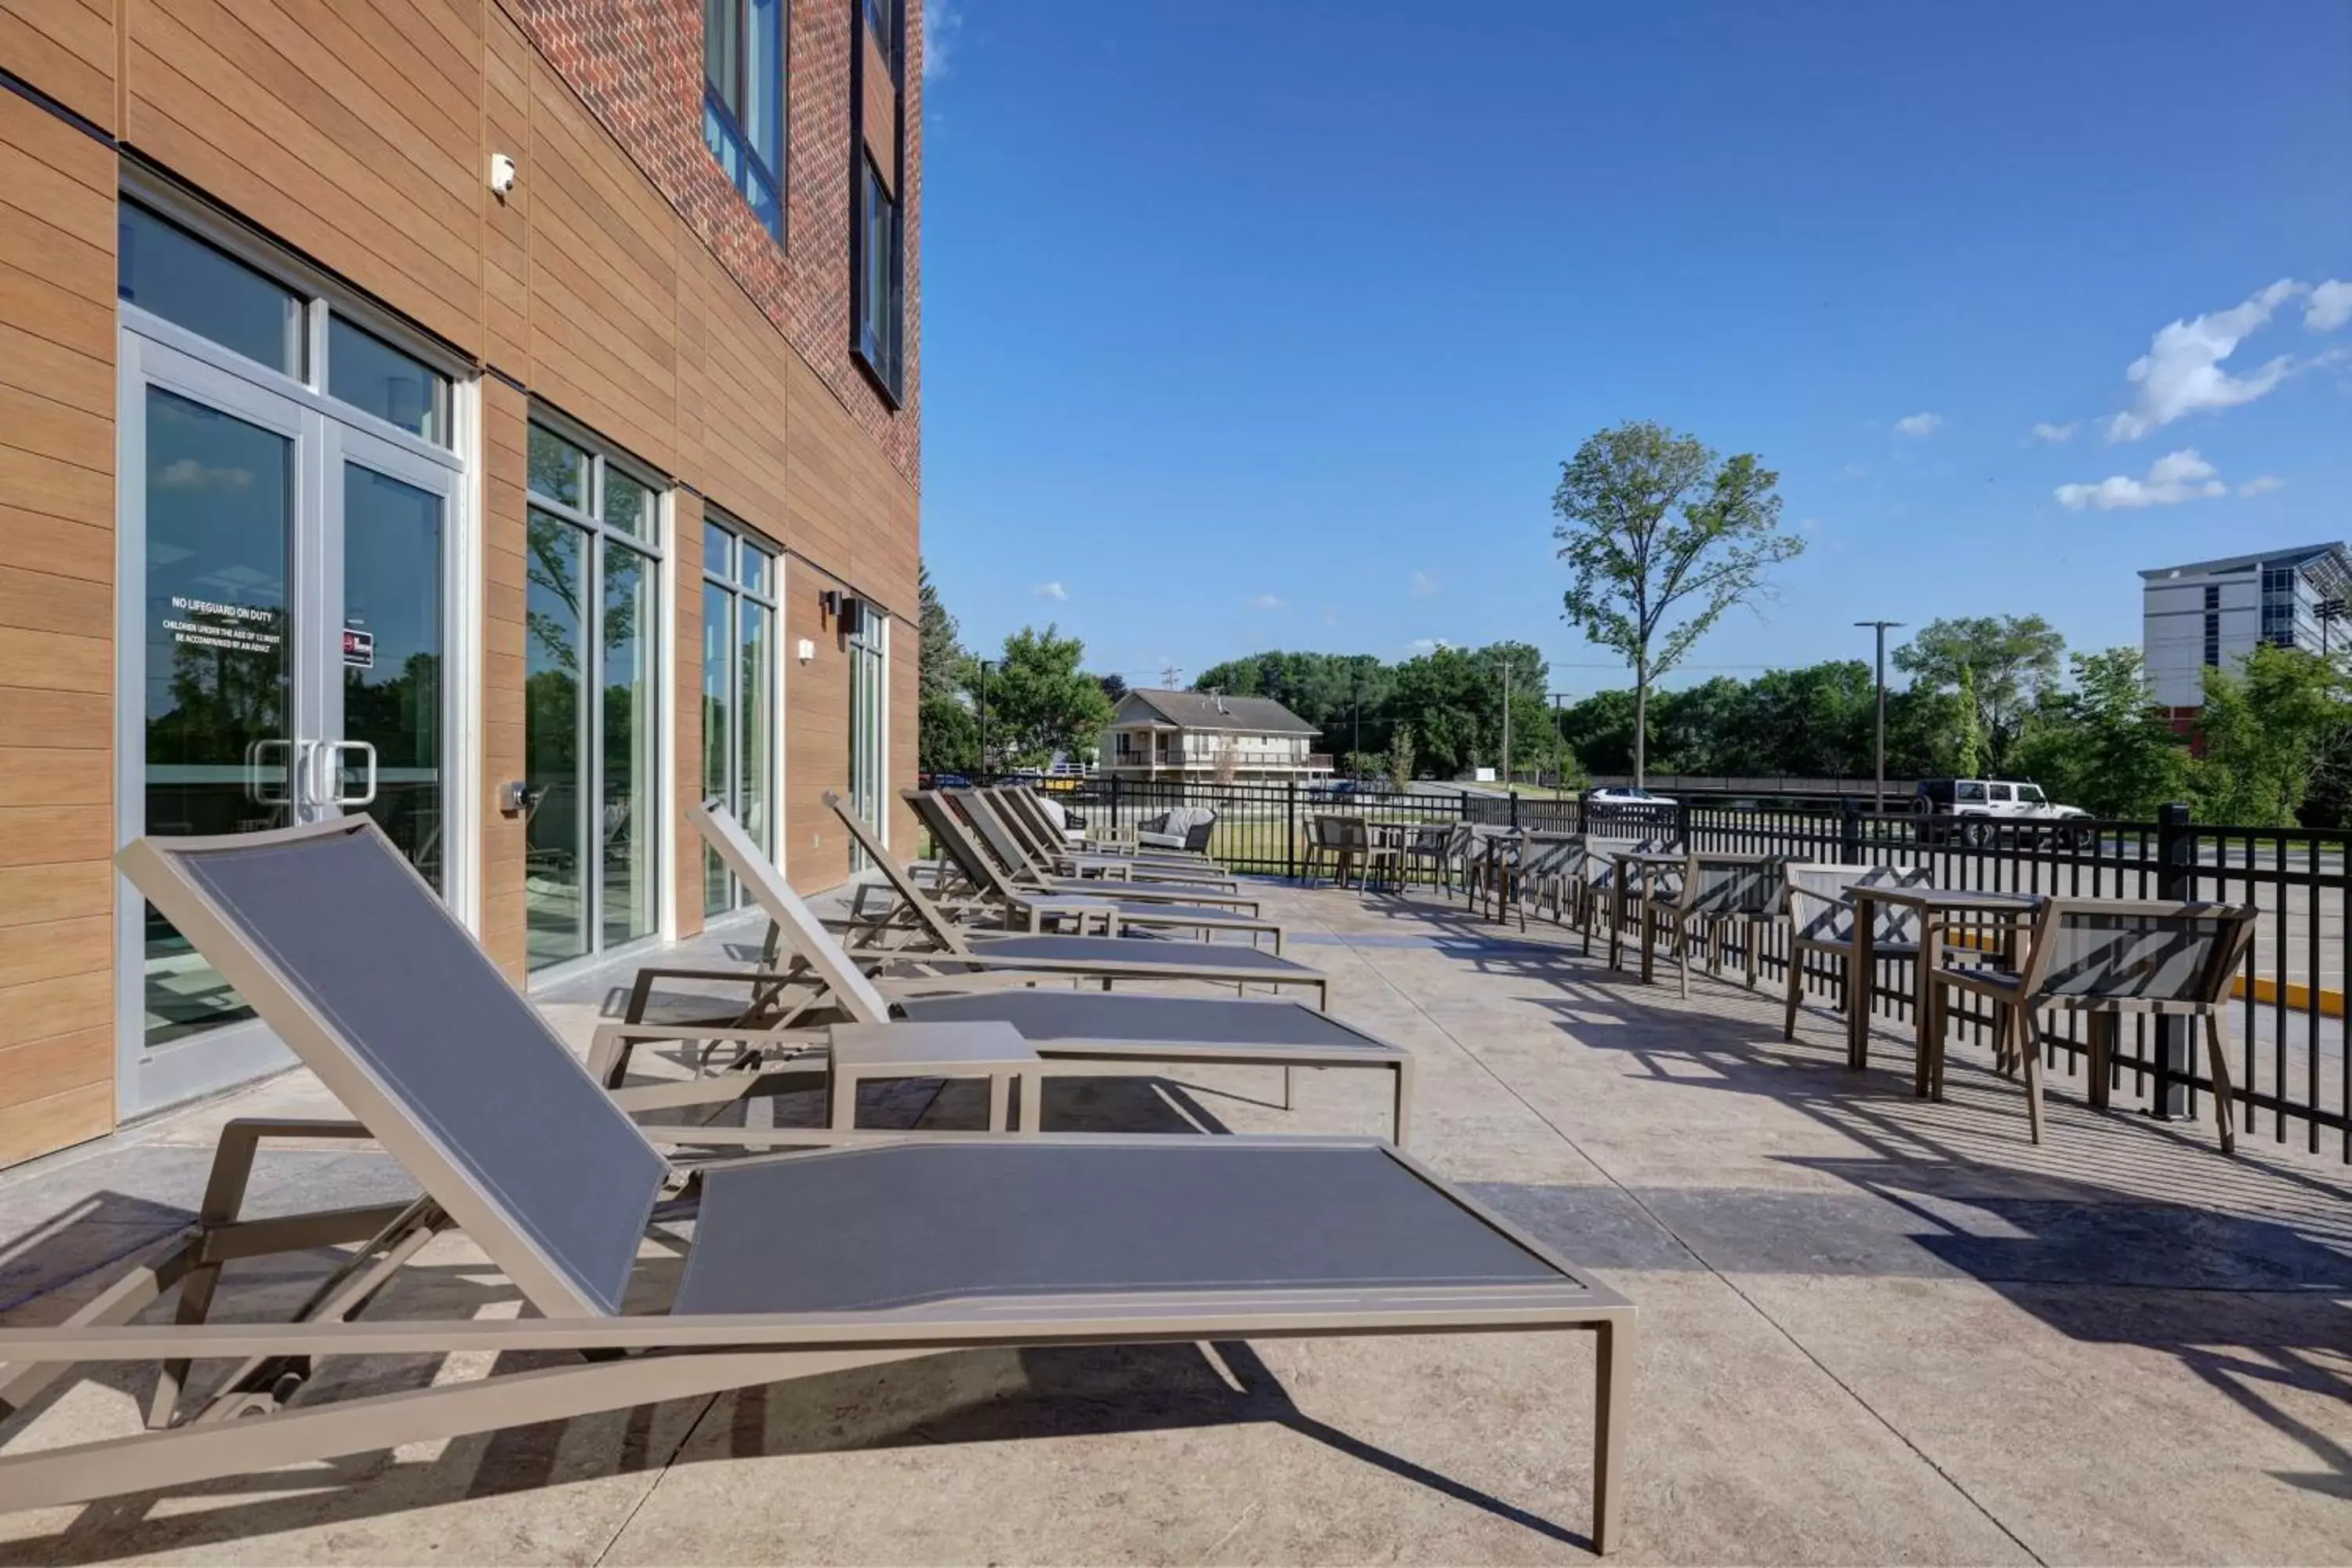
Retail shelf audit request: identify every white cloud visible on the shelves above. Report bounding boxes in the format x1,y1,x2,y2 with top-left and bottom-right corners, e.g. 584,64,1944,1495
2238,474,2285,496
1406,637,1452,655
2307,280,2352,332
2054,448,2228,511
1894,412,1944,437
1410,571,1440,599
923,0,960,79
2031,421,2078,444
2104,280,2301,441
1033,580,1068,601
1247,593,1283,612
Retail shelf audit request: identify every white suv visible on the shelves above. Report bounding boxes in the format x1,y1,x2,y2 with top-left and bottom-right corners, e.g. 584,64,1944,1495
1913,778,2092,848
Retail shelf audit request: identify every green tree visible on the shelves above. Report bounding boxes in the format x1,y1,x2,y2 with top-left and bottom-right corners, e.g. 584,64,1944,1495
1893,615,2064,773
975,625,1115,770
2191,644,2347,826
916,564,978,775
1552,420,1801,786
1955,665,1984,778
2006,648,2189,818
1388,723,1416,789
1559,688,1638,775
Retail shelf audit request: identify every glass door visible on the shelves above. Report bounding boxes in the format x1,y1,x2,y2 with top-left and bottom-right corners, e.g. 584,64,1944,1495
118,332,456,1116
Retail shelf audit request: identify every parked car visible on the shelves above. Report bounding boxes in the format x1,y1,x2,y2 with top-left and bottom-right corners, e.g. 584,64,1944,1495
924,771,972,790
1584,786,1679,808
1912,778,2092,848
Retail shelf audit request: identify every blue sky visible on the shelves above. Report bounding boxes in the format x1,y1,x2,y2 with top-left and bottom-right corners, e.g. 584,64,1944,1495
916,1,2352,698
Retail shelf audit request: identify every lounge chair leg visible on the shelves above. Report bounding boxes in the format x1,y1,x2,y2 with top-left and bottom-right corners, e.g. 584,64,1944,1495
1282,1065,1294,1112
1592,1313,1637,1556
2202,1011,2238,1155
2020,1011,2045,1145
1391,1059,1413,1147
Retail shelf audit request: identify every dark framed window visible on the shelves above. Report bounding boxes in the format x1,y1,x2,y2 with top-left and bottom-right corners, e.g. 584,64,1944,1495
704,0,786,238
854,154,902,396
863,0,897,73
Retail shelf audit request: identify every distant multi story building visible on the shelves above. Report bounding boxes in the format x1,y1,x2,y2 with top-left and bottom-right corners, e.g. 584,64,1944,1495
2140,543,2352,710
1098,691,1333,781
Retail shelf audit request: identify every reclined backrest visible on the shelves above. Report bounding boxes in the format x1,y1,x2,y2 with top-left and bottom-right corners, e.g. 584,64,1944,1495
821,789,971,955
904,789,1017,898
689,798,895,1025
119,818,667,1318
949,789,1044,879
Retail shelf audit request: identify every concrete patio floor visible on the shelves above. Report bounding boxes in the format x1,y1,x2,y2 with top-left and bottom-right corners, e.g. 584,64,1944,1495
0,881,2347,1564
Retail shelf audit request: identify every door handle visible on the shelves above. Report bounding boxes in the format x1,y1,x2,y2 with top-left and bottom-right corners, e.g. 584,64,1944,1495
326,740,378,808
245,739,296,805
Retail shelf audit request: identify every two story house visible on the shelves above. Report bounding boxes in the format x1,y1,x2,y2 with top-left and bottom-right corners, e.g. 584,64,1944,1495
1098,691,1332,781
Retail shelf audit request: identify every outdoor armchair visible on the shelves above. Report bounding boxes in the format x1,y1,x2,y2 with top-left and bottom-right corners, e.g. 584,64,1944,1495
1933,897,2256,1149
1781,862,1934,1041
1657,853,1782,999
17,815,1633,1548
1139,806,1218,854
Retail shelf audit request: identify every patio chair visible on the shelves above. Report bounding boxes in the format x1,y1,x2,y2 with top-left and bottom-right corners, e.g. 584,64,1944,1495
988,787,1230,883
23,815,1633,1545
1400,821,1474,899
1139,805,1218,854
601,800,1414,1142
1933,897,2256,1149
815,790,1330,1007
1781,863,1934,1042
1654,854,1781,1000
1301,814,1349,887
1576,835,1679,957
950,790,1258,912
1007,789,1219,870
909,792,1289,951
1468,829,1526,927
1520,833,1586,927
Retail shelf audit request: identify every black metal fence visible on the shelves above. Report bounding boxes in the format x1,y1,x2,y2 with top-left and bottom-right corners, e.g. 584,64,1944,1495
1039,777,2347,1162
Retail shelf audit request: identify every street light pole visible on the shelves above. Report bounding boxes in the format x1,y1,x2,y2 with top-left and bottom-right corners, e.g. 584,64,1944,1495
1854,621,1904,814
1499,653,1512,785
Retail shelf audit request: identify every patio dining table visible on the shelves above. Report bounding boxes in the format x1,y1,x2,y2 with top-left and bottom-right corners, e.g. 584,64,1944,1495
1847,884,2043,1098
1606,848,1687,984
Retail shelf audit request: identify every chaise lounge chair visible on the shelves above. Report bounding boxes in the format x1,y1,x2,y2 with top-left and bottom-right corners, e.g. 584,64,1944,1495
909,790,1291,952
0,816,1632,1548
981,787,1237,886
599,801,1415,1142
947,789,1260,913
995,787,1224,873
823,791,1331,1006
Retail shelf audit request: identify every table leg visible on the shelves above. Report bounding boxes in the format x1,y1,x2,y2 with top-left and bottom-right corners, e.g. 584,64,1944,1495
1848,895,1875,1069
828,1069,857,1131
1609,872,1625,971
1020,1073,1043,1134
1914,918,1943,1099
1639,875,1657,985
987,1072,1010,1132
2087,1012,2114,1111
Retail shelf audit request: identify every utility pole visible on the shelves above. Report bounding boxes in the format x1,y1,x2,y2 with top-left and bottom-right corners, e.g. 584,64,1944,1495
1552,691,1566,786
1499,652,1512,784
2320,598,2345,658
1854,621,1904,814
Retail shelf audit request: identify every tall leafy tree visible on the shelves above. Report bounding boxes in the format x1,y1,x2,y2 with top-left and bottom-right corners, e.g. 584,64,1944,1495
1552,420,1801,786
1955,666,1984,778
2191,644,2347,826
975,625,1115,769
1892,615,2064,773
916,564,978,775
2007,648,2188,818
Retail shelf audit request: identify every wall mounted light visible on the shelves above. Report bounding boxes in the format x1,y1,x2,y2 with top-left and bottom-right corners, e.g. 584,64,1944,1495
797,638,816,663
489,153,518,197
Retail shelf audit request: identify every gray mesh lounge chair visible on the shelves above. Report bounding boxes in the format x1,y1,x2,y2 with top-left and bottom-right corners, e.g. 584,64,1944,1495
1781,863,1933,1042
1139,805,1218,853
1934,897,2256,1149
599,801,1414,1142
2,816,1633,1542
909,790,1289,953
980,786,1239,889
950,789,1259,913
821,789,1329,1007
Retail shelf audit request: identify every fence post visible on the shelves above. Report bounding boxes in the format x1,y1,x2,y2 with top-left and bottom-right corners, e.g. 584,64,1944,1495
1674,796,1693,849
1285,778,1298,882
1509,790,1520,830
2151,800,2194,1119
1839,797,1862,866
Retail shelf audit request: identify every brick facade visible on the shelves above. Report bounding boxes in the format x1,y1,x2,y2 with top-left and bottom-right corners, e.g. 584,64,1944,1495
509,0,922,486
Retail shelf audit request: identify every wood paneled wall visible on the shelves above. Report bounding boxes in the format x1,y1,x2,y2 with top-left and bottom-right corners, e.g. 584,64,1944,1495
0,0,919,1159
0,88,117,1164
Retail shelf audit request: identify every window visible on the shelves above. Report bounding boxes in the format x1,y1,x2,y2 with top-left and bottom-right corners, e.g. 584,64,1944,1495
1956,782,1986,803
2203,612,2221,667
864,0,896,67
704,0,786,237
524,422,665,970
847,604,887,866
701,515,779,914
2016,785,2046,804
119,203,303,376
328,317,448,443
855,156,903,394
1987,784,2013,803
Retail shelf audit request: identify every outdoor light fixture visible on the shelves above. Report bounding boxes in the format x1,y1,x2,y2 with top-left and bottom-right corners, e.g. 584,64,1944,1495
488,152,517,197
